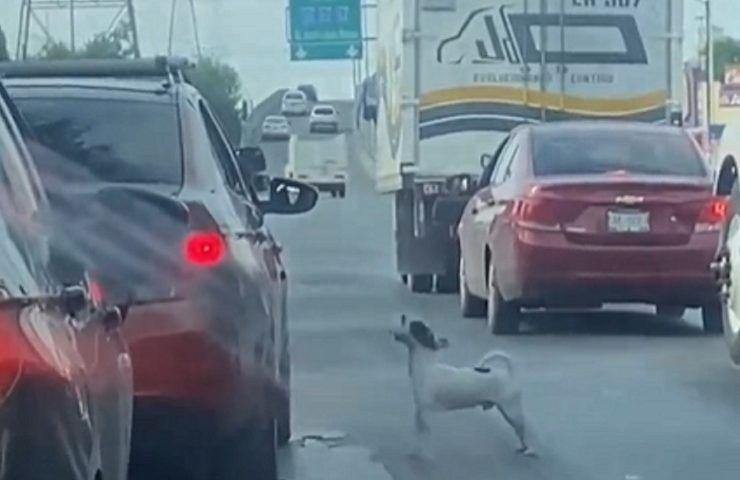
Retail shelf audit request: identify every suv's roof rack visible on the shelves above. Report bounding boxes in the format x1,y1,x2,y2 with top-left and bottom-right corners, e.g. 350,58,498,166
0,56,194,86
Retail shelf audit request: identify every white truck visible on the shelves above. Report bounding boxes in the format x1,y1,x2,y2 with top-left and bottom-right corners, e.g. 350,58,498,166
374,0,684,293
286,134,348,198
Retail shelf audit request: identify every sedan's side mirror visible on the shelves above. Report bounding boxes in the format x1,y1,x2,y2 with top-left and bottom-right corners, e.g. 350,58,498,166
480,153,493,168
261,177,318,215
61,285,88,316
236,146,267,174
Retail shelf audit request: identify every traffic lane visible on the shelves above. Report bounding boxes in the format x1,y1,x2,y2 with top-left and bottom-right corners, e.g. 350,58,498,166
268,156,740,480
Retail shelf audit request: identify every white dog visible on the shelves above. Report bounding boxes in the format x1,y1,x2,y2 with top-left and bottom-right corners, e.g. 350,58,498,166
391,315,535,457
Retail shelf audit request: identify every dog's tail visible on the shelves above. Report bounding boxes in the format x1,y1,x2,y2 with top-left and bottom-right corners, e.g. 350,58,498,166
477,350,514,376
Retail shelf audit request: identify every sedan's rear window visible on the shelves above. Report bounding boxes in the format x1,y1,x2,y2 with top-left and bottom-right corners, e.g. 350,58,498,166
14,97,182,185
314,108,334,115
532,129,706,177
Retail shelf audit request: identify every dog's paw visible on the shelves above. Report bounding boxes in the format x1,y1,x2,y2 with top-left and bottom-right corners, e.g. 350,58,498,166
409,446,434,463
517,447,537,457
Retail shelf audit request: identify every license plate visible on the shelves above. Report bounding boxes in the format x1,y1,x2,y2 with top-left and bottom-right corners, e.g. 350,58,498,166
607,210,650,233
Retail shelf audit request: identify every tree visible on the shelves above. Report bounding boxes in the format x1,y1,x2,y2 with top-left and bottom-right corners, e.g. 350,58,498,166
37,21,136,60
188,57,243,144
712,37,740,82
0,24,9,61
34,26,244,145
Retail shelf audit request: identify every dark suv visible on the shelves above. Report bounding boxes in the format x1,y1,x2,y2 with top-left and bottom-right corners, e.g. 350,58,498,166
0,82,133,480
2,57,318,480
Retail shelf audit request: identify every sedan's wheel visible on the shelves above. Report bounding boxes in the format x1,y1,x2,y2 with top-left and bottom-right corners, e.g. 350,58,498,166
655,305,687,319
459,259,486,318
209,423,278,480
486,265,520,334
702,300,724,334
277,350,292,446
400,274,408,285
409,274,433,293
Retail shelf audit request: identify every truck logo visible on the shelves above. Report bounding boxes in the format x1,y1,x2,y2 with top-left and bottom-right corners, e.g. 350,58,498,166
437,5,648,66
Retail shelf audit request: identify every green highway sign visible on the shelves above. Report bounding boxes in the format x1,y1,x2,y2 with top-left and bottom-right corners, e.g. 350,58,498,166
289,0,363,61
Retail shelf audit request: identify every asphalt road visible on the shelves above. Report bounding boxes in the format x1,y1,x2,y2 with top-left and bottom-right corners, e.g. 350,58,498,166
265,126,740,480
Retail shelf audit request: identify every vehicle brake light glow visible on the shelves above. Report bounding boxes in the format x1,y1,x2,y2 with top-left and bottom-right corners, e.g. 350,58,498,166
512,197,560,232
696,197,728,232
183,232,225,267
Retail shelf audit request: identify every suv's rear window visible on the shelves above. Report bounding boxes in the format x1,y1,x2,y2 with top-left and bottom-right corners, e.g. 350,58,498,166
14,97,182,185
532,129,706,177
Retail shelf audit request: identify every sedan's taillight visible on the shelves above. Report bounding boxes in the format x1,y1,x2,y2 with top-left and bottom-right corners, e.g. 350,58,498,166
511,195,560,232
183,232,226,267
696,197,728,233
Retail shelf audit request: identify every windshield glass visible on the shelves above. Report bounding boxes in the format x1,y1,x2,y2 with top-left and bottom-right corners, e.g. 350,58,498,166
532,129,707,177
14,97,182,185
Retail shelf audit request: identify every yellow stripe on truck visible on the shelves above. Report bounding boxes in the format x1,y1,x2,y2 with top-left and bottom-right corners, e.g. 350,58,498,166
421,86,667,116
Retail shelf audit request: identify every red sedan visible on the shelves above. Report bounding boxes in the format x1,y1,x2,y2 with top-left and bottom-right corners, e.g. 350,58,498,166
458,122,724,334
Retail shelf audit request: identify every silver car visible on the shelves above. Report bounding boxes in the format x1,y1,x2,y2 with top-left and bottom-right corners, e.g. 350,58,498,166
281,90,308,116
261,115,291,140
308,104,339,133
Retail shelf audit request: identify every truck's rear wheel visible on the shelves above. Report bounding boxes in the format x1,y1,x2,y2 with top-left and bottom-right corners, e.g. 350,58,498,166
436,272,458,293
655,304,686,319
702,301,724,334
409,274,433,293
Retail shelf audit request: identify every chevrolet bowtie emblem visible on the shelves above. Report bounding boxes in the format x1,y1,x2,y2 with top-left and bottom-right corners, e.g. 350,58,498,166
615,195,644,205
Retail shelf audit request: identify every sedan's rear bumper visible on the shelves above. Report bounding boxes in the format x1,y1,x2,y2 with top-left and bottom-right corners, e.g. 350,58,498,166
309,122,339,132
261,131,290,140
122,298,283,428
0,375,95,480
499,229,719,307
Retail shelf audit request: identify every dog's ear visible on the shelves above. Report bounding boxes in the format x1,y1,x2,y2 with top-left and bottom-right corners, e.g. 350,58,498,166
437,337,450,349
409,320,438,350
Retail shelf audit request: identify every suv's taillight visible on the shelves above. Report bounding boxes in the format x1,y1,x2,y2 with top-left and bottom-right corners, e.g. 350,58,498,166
183,232,225,267
510,194,560,232
695,197,728,233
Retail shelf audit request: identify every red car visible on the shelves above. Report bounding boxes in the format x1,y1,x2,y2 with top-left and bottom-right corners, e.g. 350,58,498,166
458,122,724,334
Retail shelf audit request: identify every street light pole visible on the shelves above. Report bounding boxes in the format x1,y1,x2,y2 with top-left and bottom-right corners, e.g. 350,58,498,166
705,0,713,128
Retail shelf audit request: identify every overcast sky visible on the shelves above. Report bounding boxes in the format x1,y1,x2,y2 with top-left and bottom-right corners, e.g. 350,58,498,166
0,0,738,102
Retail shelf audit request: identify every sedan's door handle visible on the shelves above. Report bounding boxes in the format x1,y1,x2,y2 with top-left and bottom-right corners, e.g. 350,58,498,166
236,231,269,243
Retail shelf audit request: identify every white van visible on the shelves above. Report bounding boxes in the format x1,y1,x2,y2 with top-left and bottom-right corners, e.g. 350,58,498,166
286,134,348,197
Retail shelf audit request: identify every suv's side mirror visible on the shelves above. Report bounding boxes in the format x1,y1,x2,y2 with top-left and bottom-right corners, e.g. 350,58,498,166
261,177,318,215
236,146,266,174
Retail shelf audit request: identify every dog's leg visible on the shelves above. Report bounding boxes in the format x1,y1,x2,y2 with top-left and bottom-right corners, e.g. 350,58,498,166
413,407,433,461
496,397,535,457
